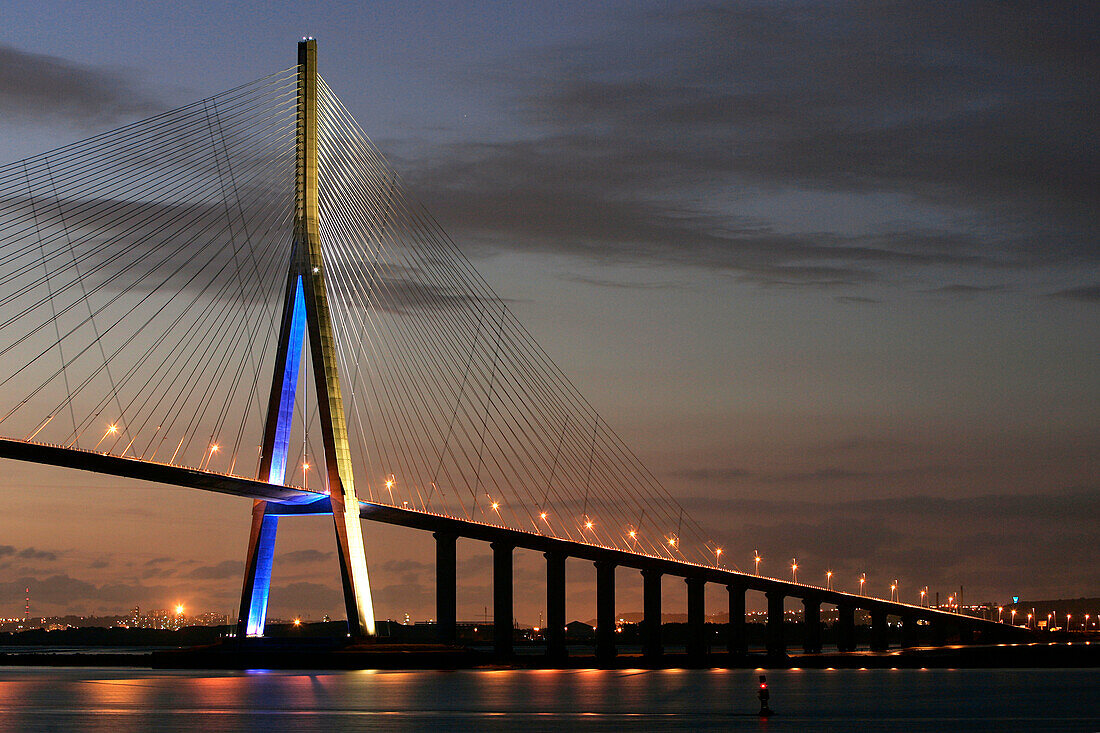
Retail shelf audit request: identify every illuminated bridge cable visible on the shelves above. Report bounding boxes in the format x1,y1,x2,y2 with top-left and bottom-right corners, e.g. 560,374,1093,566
314,78,718,562
0,69,299,476
0,64,726,566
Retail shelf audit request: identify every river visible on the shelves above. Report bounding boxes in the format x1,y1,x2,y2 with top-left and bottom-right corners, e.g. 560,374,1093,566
0,666,1096,731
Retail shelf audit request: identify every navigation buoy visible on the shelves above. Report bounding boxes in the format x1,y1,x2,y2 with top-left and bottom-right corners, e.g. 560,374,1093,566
758,674,774,717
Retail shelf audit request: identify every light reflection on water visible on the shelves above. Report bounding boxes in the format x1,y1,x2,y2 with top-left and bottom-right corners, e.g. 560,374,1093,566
0,666,1097,732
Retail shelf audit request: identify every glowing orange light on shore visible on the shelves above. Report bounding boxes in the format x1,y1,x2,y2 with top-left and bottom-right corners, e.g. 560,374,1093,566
293,618,302,627
175,604,184,615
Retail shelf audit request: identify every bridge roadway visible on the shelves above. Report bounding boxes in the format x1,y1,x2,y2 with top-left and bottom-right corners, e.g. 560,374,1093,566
1,437,1030,659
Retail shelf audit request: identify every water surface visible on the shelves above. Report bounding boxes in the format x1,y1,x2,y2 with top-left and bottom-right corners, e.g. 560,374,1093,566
1,666,1096,731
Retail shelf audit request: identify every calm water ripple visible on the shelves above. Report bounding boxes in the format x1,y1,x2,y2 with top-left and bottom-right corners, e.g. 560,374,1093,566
1,666,1097,732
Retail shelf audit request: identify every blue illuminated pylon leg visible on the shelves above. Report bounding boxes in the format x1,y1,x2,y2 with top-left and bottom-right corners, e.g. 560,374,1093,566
237,276,306,637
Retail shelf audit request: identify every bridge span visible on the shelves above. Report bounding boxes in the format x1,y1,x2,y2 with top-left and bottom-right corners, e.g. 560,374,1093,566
0,436,1029,661
0,40,1038,662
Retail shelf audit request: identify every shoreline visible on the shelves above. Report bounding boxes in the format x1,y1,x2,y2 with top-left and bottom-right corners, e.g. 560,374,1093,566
1,641,1096,671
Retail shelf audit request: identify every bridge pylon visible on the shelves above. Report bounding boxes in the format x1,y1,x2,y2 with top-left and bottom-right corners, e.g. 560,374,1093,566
237,38,376,638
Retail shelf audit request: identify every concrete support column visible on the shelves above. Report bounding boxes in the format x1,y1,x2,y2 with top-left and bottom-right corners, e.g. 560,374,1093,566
686,577,707,662
837,605,856,651
766,590,786,657
642,568,663,658
491,542,513,658
727,583,747,655
901,614,919,648
802,598,822,653
595,561,616,662
434,532,457,644
870,607,889,651
545,552,566,660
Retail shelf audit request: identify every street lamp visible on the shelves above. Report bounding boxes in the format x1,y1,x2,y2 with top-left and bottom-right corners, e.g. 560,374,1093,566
890,580,897,602
790,559,798,583
998,606,1003,623
826,570,833,590
754,550,761,576
920,587,927,607
1011,609,1017,626
715,547,722,568
859,573,866,596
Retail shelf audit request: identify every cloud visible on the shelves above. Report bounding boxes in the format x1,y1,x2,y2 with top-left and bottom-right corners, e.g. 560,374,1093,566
672,467,753,482
922,284,1007,296
17,547,57,561
269,581,344,615
376,559,431,575
681,489,1100,597
0,574,160,608
395,2,1096,290
0,45,164,125
1047,284,1100,302
187,560,243,580
559,273,683,290
0,545,58,561
277,549,333,564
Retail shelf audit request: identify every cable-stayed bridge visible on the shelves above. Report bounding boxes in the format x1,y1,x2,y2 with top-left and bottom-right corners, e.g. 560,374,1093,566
0,40,1027,660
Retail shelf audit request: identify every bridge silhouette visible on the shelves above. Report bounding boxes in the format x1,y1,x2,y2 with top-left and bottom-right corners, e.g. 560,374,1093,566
0,40,1028,661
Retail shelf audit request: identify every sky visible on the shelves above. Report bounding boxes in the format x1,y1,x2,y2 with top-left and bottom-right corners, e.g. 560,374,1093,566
0,1,1096,624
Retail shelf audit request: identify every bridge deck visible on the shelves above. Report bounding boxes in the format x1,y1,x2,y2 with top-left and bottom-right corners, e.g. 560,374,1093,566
0,437,1023,632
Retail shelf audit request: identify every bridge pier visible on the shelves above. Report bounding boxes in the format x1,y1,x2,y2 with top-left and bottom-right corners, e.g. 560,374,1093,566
727,583,747,655
434,532,457,644
595,561,617,663
870,607,889,651
802,598,822,653
642,568,663,658
492,542,513,658
766,591,786,657
544,552,567,660
836,605,856,651
686,577,707,662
